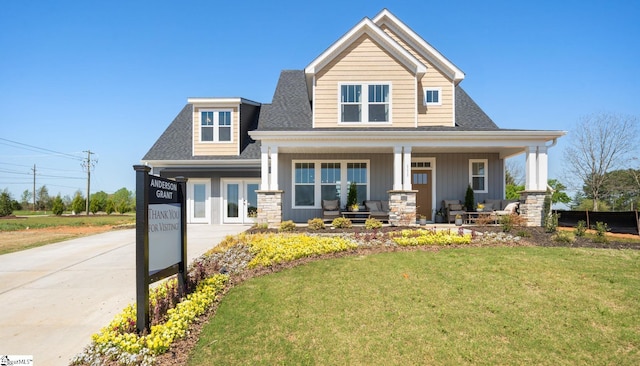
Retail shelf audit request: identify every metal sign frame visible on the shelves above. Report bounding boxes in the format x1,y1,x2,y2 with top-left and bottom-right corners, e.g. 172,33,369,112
133,165,187,333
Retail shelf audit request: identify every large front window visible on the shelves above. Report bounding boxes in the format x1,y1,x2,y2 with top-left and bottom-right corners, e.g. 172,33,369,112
201,110,232,142
293,160,369,208
340,83,390,123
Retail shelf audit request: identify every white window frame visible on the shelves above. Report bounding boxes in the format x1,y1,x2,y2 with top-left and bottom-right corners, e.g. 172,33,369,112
469,159,488,193
338,82,392,124
423,87,442,106
292,159,370,209
200,109,233,143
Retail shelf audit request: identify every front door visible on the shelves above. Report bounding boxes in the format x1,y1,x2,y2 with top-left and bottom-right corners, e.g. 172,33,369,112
222,179,260,224
412,169,433,220
188,179,211,224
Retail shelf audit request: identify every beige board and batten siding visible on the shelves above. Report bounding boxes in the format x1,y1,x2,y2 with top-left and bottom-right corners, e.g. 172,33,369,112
192,105,239,156
380,25,454,127
314,34,416,128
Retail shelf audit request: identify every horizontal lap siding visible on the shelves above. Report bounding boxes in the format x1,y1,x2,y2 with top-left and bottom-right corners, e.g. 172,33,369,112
193,106,239,156
314,35,416,128
381,26,454,126
279,153,393,222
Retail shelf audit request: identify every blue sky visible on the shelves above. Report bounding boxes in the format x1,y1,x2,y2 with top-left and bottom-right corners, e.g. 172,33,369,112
1,0,639,200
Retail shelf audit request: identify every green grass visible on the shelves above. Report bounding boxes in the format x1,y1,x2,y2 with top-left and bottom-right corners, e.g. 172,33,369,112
189,247,640,365
0,214,135,231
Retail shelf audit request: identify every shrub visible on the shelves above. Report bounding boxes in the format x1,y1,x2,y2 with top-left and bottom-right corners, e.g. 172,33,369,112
500,213,526,232
464,184,474,211
544,212,559,233
364,218,382,230
51,195,65,215
332,217,352,229
253,222,269,231
307,218,326,230
574,220,587,237
0,191,14,217
592,221,609,243
346,182,358,210
71,192,85,214
516,230,531,238
105,199,115,215
279,220,296,232
553,231,575,244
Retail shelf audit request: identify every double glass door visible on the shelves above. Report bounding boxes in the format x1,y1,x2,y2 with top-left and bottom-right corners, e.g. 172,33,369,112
222,179,259,224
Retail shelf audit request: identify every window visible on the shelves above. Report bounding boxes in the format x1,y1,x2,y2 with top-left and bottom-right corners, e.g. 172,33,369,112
469,159,488,193
294,163,315,207
200,110,232,142
293,160,369,208
424,87,441,106
340,83,390,123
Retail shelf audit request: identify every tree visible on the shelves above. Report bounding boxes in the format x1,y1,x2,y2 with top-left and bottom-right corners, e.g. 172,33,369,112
464,184,475,211
71,191,85,214
505,184,525,200
90,191,109,213
505,158,524,186
111,188,134,214
36,185,51,211
548,179,571,206
51,195,65,215
563,113,639,211
0,190,13,217
346,182,358,210
20,189,32,210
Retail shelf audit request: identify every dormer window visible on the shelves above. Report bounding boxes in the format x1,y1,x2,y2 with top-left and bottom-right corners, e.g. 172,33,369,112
340,83,390,123
201,110,232,142
424,87,441,106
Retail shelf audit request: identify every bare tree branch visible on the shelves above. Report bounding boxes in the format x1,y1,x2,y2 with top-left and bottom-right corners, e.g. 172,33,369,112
563,112,639,211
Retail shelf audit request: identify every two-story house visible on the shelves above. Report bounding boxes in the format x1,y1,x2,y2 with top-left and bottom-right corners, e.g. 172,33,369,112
142,9,564,227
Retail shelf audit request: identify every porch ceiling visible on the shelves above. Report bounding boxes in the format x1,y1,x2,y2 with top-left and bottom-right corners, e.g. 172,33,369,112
276,145,524,158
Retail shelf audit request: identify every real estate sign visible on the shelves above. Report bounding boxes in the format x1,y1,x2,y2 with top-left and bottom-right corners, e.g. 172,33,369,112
133,165,187,333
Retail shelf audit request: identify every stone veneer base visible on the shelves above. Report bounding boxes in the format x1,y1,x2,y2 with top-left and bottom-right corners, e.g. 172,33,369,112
256,190,283,228
519,190,547,227
388,190,418,226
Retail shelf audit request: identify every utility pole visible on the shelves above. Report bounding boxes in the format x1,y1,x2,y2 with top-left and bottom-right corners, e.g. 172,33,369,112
32,164,36,211
82,150,96,215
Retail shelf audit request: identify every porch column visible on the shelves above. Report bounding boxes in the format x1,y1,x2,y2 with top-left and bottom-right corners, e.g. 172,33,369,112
260,144,269,190
525,146,538,190
402,146,412,190
393,146,403,190
270,146,279,190
537,145,548,190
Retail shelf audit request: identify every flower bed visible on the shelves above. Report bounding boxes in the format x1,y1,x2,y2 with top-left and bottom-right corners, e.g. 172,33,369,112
390,228,472,246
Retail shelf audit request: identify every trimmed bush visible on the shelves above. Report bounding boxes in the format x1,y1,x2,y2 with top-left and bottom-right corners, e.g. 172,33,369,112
307,218,326,230
279,220,296,232
332,217,352,229
391,229,471,246
574,220,587,237
553,231,575,244
364,218,382,230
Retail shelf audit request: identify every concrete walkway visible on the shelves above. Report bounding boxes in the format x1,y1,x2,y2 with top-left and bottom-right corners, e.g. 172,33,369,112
0,224,250,365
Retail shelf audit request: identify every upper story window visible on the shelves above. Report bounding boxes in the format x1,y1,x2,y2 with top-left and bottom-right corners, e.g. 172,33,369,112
469,159,488,193
201,110,232,142
340,83,390,123
424,87,441,106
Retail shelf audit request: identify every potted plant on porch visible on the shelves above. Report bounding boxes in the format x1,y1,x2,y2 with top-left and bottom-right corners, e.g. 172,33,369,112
346,182,358,211
418,214,427,225
455,214,463,226
434,208,445,223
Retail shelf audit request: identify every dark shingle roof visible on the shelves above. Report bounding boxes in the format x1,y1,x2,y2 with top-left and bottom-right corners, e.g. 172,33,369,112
256,70,313,131
454,86,498,129
142,104,261,161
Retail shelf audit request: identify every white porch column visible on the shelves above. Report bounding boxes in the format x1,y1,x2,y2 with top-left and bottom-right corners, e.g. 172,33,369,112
260,144,269,190
525,146,538,191
402,146,412,190
270,146,279,190
537,145,548,190
393,146,403,190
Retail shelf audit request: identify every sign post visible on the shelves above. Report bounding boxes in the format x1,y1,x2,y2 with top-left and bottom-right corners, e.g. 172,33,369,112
133,165,187,334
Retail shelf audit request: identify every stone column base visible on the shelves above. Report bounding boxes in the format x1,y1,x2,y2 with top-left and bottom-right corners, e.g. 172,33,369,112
256,190,283,228
519,190,547,227
387,190,417,226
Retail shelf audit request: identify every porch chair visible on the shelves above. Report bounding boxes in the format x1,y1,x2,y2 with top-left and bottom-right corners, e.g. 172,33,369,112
442,199,466,223
322,199,340,222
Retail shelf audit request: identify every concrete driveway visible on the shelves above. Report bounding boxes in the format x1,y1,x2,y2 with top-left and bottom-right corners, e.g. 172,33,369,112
0,224,249,365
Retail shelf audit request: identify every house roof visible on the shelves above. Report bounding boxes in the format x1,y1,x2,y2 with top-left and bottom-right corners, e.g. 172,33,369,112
142,104,261,161
256,69,498,132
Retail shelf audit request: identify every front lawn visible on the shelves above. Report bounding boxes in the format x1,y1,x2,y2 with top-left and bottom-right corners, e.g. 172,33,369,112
189,246,640,365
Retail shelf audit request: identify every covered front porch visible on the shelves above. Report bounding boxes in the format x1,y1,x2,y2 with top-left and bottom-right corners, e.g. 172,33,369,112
250,130,563,227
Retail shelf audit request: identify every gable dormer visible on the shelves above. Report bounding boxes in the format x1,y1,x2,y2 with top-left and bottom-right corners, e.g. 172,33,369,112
304,9,465,128
188,98,260,156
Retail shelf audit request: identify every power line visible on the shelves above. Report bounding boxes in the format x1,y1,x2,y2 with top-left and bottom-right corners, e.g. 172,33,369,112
0,137,83,161
0,161,82,173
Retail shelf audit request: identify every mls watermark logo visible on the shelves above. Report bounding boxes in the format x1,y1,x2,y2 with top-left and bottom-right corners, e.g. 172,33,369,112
0,355,33,366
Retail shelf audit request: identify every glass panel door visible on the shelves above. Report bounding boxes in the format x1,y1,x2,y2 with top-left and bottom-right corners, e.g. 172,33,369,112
223,180,260,224
188,179,210,224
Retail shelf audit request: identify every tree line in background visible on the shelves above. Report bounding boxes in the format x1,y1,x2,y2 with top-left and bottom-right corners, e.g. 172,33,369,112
0,186,135,217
